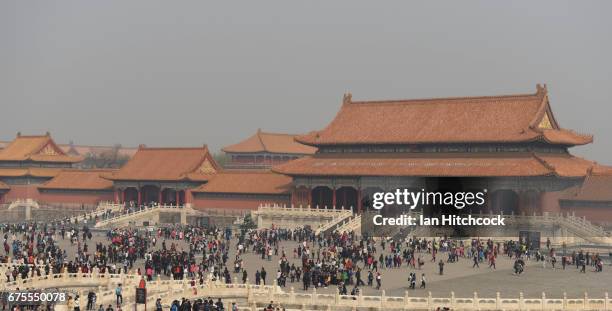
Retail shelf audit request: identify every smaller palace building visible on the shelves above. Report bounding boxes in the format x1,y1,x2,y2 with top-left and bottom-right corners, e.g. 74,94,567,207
105,145,220,206
0,132,82,203
191,170,292,210
222,129,316,169
37,169,114,205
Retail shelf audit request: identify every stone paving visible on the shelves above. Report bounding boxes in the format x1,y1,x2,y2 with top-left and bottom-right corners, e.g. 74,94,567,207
9,231,612,299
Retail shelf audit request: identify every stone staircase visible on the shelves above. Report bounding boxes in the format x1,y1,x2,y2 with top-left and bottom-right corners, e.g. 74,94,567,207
334,214,362,235
314,210,354,235
94,204,187,228
555,213,612,245
255,204,353,230
60,202,124,225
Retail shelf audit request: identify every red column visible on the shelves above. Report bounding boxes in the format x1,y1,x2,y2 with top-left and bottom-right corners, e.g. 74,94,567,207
357,188,362,213
114,189,119,204
332,188,337,209
290,188,296,207
175,189,180,206
137,188,142,206
307,187,312,207
185,189,191,204
121,189,126,204
158,189,163,205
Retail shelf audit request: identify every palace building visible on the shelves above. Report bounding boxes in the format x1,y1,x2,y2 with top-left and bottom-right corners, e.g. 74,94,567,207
0,132,82,203
222,129,316,169
1,84,611,225
272,85,611,223
105,145,220,206
36,169,115,205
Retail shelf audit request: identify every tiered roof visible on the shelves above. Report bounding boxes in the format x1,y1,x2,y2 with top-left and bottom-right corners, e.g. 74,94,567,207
39,169,114,191
296,85,592,147
223,129,317,155
0,133,83,163
273,153,595,177
0,168,63,178
193,170,292,195
275,85,597,178
107,145,219,182
0,180,8,190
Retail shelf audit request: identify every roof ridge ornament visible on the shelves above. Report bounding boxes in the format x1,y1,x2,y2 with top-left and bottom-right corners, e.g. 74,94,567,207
343,92,352,105
536,83,547,95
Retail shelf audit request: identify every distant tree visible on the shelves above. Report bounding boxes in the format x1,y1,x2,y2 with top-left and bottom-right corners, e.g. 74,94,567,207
82,144,130,168
240,213,257,231
213,151,229,168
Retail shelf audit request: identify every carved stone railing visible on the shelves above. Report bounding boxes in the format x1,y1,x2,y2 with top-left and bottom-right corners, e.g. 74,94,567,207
93,204,186,228
4,271,610,311
0,269,141,291
474,211,612,245
315,210,354,235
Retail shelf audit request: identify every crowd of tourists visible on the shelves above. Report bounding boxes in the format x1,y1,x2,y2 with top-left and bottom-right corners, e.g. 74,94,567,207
0,220,609,311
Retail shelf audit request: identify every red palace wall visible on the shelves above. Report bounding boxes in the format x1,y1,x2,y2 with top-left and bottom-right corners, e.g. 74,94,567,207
192,194,290,211
0,185,112,207
38,191,114,206
3,185,41,202
539,191,564,214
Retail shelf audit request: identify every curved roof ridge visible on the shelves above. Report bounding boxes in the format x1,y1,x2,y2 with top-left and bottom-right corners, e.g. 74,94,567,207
256,130,267,151
295,95,352,145
349,92,541,106
557,127,593,138
529,152,557,174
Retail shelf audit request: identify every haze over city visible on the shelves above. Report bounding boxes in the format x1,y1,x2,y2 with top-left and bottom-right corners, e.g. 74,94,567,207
2,1,611,163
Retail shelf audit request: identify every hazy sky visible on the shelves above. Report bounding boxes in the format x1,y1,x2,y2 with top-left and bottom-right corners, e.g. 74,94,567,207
1,1,611,163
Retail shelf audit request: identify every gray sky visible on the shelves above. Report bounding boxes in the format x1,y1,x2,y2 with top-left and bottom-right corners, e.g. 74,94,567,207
1,1,611,163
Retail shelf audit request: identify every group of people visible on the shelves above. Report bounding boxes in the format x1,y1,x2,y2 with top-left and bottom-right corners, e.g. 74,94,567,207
1,218,610,311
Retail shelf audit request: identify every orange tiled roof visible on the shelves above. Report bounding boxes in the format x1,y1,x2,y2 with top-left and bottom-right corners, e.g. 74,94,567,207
193,170,292,194
223,129,317,155
562,168,612,201
534,154,595,178
0,180,8,190
0,133,82,163
108,146,219,181
0,167,63,178
272,152,595,177
297,85,592,147
39,169,115,190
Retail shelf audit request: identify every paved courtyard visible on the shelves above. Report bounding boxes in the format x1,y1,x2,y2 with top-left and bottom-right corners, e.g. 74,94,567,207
32,230,611,299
